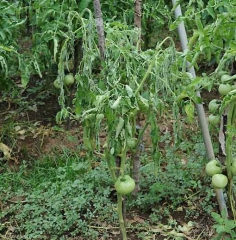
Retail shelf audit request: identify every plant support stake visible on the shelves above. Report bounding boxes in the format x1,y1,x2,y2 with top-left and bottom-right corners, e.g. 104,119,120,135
172,0,228,216
93,0,105,59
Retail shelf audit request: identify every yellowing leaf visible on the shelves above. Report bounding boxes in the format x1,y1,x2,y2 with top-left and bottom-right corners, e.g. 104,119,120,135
0,142,11,160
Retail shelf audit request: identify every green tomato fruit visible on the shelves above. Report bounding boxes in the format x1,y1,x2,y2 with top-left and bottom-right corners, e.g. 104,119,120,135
208,114,220,125
53,79,61,89
64,74,75,86
231,159,236,176
211,174,228,189
126,138,137,149
231,85,236,91
221,74,231,82
205,160,222,177
208,99,220,113
218,84,231,96
115,175,135,195
74,74,81,81
217,71,228,76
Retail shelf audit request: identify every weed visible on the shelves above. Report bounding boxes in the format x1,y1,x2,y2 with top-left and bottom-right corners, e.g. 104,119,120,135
0,153,117,239
211,211,236,240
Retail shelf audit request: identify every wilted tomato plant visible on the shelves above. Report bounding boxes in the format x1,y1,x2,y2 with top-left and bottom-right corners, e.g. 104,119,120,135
66,24,179,239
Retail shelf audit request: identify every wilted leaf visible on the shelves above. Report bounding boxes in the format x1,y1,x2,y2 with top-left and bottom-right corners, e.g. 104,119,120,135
184,102,195,122
0,142,11,159
15,125,21,131
133,215,145,223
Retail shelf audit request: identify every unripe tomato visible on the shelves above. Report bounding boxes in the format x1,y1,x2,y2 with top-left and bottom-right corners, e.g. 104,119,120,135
54,79,61,89
211,174,228,189
231,85,236,91
231,159,236,176
126,138,137,149
208,99,220,113
64,74,75,86
115,175,135,195
221,74,231,82
218,84,231,96
205,160,222,177
208,114,220,125
218,70,227,75
75,74,81,81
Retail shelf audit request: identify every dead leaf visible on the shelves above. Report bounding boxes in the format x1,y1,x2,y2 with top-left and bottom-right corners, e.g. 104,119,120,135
18,129,26,135
176,206,183,211
28,105,37,112
18,135,26,140
0,142,11,159
14,125,21,131
126,219,136,224
133,215,145,223
110,231,120,235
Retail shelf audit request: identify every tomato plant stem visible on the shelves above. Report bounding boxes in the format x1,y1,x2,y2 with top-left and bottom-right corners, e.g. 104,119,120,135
120,148,127,176
104,147,117,182
117,193,127,240
135,118,150,152
226,102,236,220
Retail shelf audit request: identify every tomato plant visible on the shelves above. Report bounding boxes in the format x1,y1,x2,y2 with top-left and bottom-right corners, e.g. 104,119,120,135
2,0,236,238
205,160,222,177
115,175,135,195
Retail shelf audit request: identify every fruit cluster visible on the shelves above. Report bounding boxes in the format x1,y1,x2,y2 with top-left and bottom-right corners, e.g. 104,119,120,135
205,159,236,189
208,74,236,126
53,74,75,89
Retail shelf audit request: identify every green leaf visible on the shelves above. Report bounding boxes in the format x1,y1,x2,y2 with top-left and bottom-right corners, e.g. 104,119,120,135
215,225,226,234
206,5,215,18
115,117,125,139
53,37,59,62
186,77,202,90
177,93,189,102
192,96,202,104
219,90,236,115
32,59,42,78
111,96,122,109
195,13,204,32
125,119,133,136
169,16,187,31
79,0,92,12
125,85,133,98
184,102,195,122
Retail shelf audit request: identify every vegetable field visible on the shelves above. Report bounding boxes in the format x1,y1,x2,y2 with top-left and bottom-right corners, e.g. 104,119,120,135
1,1,236,239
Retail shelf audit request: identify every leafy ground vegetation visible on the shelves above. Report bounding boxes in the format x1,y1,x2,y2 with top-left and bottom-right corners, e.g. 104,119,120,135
1,0,236,239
